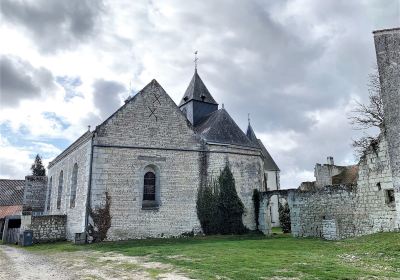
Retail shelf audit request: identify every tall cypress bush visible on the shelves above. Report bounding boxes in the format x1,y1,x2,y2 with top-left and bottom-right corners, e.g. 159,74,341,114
197,162,247,235
218,164,247,234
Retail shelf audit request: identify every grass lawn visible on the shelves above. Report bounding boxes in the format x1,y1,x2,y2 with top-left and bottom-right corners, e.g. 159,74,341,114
26,231,400,280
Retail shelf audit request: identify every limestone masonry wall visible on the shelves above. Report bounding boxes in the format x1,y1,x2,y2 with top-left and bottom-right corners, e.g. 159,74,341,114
21,215,66,243
91,81,202,240
206,144,264,230
374,28,400,227
47,134,92,240
289,136,397,239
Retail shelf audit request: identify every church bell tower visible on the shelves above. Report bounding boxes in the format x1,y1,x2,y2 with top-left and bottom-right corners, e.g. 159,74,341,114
179,69,218,126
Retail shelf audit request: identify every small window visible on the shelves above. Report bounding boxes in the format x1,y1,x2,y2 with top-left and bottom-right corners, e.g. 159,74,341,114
70,163,78,208
57,171,63,209
143,172,156,201
385,190,395,205
47,177,52,211
376,182,381,191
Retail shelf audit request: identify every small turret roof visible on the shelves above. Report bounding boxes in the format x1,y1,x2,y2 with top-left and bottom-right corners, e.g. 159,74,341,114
179,70,218,106
246,123,280,171
246,123,258,145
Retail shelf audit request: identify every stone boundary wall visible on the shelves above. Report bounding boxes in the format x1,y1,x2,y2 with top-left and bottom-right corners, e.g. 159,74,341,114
21,215,66,243
286,134,398,240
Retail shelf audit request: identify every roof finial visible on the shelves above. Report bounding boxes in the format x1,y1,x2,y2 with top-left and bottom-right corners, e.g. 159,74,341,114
194,50,198,72
88,125,91,132
222,103,224,109
248,113,250,125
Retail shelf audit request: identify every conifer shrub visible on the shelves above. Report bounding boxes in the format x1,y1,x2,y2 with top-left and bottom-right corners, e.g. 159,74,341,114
279,202,291,233
196,163,248,235
31,154,46,176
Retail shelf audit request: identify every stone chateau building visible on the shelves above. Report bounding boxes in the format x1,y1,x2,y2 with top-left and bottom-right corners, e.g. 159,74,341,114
45,69,280,240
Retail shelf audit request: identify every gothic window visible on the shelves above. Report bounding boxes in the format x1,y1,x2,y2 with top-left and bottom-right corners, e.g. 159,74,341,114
47,177,52,211
57,171,63,209
70,164,78,208
143,172,156,201
142,165,160,209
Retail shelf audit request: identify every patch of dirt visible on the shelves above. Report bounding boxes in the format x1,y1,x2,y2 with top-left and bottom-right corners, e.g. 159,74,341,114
0,245,192,280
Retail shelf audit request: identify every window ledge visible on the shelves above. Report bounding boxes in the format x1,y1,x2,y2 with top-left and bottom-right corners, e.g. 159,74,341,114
142,200,159,210
141,206,159,211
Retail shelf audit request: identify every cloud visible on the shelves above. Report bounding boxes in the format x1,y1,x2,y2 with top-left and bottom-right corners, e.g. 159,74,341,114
0,135,60,178
0,0,397,187
0,0,104,53
0,55,56,107
92,79,126,119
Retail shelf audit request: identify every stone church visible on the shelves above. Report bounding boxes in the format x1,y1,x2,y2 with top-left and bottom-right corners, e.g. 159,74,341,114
45,69,280,240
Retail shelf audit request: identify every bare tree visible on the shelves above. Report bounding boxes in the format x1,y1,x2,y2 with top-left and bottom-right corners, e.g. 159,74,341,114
348,68,385,157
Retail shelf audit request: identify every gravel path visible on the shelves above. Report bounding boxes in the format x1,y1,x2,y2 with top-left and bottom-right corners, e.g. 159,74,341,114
0,245,74,280
0,244,191,280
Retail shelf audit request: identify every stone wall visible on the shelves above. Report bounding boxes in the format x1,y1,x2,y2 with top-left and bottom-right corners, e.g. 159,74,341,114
373,28,400,227
206,144,264,230
21,215,66,243
47,132,92,240
23,176,47,214
314,163,344,188
265,170,280,226
288,136,398,239
90,81,202,240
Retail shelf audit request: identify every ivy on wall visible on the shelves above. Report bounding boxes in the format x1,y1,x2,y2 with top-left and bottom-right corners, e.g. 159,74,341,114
252,189,260,231
279,202,291,233
88,191,112,242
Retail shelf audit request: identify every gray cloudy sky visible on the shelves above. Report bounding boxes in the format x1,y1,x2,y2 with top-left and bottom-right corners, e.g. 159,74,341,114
0,0,399,186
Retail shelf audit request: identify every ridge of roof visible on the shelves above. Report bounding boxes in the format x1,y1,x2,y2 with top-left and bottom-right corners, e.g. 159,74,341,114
179,70,218,106
195,109,258,149
48,130,93,168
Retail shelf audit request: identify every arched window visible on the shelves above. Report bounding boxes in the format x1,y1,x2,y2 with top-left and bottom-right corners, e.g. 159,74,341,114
57,171,63,209
143,172,156,201
70,163,78,208
47,177,52,211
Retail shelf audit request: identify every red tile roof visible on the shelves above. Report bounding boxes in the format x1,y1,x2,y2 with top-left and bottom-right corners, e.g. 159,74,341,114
0,205,22,219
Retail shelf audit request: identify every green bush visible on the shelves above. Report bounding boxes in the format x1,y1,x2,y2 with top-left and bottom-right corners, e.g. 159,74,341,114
278,202,291,233
197,163,248,235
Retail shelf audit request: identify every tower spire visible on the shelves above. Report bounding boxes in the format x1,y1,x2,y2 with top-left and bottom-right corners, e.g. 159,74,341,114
194,51,198,72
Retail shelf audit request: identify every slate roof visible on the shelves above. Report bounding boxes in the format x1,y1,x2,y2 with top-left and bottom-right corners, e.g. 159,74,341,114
0,179,25,206
246,124,258,145
195,109,258,148
246,123,280,171
257,139,280,171
179,70,218,106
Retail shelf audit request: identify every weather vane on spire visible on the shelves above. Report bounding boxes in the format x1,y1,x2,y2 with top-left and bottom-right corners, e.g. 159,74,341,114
248,113,251,125
194,51,198,71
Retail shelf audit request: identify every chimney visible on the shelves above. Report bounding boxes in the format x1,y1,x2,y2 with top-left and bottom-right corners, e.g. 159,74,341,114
327,156,334,165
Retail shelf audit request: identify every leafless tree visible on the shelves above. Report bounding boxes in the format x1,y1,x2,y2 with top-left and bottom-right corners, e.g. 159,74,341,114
348,68,385,157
